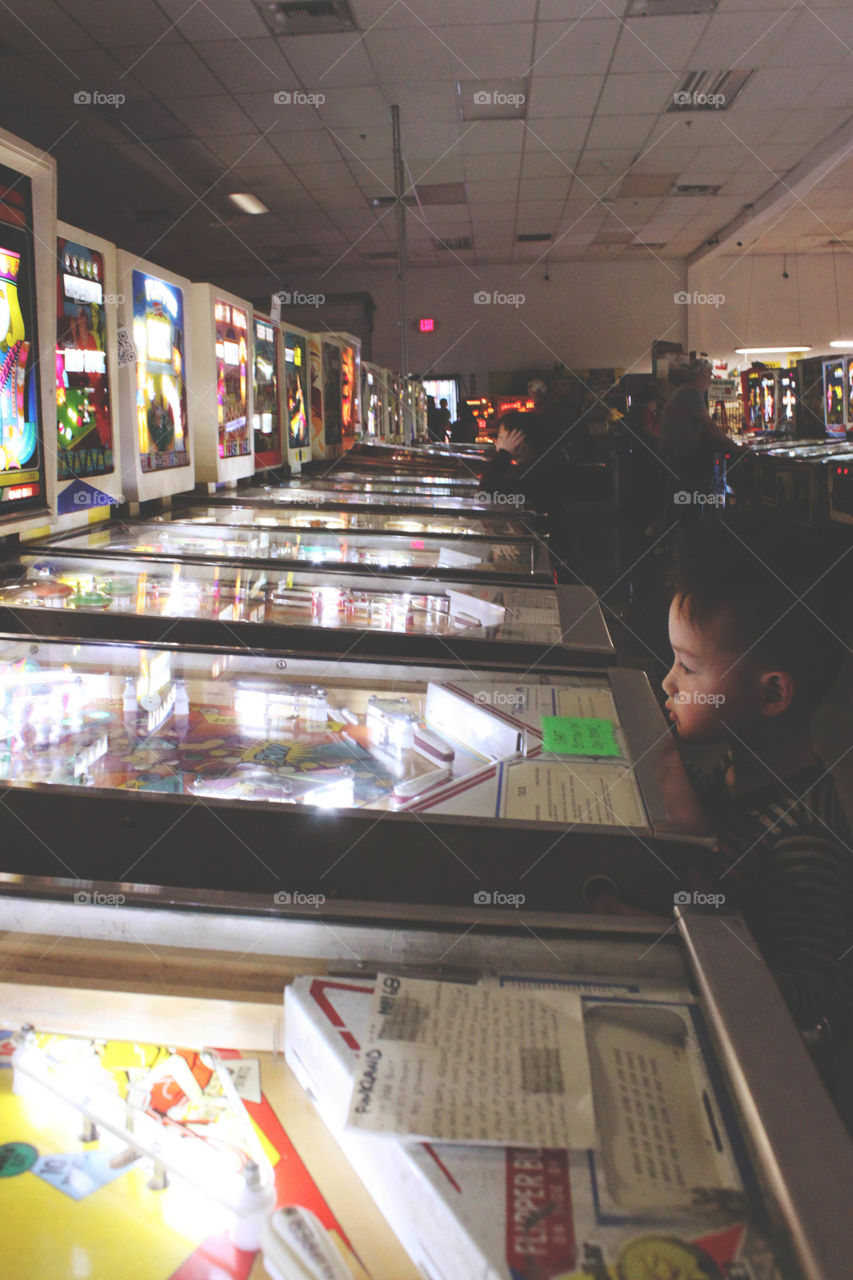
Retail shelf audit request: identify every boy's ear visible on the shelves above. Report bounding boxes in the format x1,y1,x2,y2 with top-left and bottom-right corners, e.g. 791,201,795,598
759,669,796,717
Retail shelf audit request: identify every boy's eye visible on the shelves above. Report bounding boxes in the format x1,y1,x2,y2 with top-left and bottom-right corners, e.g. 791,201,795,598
677,661,693,675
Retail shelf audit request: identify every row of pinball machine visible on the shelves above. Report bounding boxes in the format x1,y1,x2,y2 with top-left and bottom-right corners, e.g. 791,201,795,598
0,124,852,1280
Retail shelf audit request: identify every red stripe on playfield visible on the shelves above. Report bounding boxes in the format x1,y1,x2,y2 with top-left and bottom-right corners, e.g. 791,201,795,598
168,1048,353,1278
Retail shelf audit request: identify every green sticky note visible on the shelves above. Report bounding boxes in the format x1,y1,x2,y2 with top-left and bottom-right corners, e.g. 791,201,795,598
541,715,621,757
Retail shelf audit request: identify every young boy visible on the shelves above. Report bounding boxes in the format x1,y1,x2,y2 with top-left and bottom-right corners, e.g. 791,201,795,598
662,523,853,1058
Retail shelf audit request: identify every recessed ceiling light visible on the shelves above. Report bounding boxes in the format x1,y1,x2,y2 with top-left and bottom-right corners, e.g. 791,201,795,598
228,193,270,215
735,346,812,355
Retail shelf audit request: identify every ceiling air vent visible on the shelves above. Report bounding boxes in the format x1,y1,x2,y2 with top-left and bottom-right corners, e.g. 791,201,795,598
668,69,754,112
433,236,472,252
671,183,722,196
517,233,552,243
259,1,356,36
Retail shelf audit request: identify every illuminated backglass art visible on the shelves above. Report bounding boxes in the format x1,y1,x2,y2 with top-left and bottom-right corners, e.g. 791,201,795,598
132,270,189,473
56,238,113,480
824,359,845,434
322,341,342,447
252,316,280,465
215,300,249,459
0,165,45,515
340,343,356,438
285,331,309,452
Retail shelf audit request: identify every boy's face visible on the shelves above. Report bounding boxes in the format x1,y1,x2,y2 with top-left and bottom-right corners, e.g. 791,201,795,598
662,594,766,742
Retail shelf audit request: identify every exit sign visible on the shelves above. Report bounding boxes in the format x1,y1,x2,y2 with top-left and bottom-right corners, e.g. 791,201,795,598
416,317,436,332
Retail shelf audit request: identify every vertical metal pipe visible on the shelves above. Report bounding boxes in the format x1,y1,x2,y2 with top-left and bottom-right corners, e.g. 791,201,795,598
391,105,408,379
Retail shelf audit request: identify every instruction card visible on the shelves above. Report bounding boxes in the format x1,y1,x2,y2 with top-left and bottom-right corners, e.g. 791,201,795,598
345,974,595,1149
500,759,646,827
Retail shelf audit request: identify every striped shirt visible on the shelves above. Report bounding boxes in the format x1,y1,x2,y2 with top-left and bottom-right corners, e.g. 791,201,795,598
687,754,853,1046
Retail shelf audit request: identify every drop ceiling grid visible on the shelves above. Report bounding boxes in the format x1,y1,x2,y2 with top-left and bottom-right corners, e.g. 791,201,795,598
0,0,845,279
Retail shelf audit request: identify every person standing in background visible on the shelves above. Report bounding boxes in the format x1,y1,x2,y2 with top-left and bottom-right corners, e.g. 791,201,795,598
434,397,452,442
660,358,744,526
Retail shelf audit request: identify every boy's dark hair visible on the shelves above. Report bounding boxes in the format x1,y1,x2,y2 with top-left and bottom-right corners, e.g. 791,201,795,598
669,522,852,712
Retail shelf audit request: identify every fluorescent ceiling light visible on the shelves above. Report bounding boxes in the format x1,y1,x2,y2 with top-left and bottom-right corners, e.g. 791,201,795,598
735,346,811,355
829,340,853,348
228,193,269,215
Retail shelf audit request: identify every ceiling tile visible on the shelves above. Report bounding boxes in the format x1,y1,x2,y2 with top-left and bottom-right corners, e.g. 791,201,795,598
688,11,793,64
596,73,675,116
270,129,343,164
279,33,377,87
764,9,853,66
400,122,462,159
586,114,657,150
525,74,603,118
443,24,536,79
465,180,519,202
732,66,827,112
462,121,526,154
363,30,452,82
523,118,589,152
609,15,709,76
113,44,224,97
317,86,389,127
4,1,98,52
205,134,283,168
520,150,578,180
237,91,323,131
291,160,362,191
194,39,296,93
171,95,258,135
576,149,638,178
532,20,621,76
157,0,270,41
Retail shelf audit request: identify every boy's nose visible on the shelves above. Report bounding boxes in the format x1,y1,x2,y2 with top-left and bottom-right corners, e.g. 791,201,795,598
661,666,676,697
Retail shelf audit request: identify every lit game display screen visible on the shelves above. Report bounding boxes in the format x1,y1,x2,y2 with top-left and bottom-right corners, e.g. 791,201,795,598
285,330,309,451
341,343,356,436
824,359,845,433
132,270,189,472
778,369,797,428
365,369,378,434
323,341,342,447
214,299,249,459
252,316,280,461
56,238,113,479
846,358,853,433
0,165,45,515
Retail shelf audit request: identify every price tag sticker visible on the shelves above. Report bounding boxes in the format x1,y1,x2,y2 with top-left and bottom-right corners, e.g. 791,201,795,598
541,715,620,757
